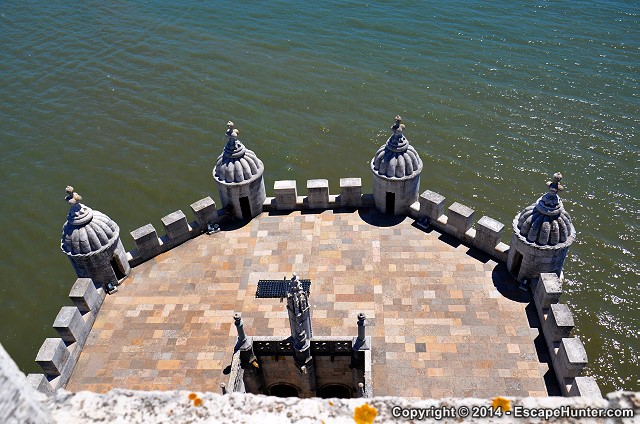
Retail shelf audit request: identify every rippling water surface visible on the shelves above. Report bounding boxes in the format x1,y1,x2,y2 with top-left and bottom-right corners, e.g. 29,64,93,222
1,1,637,393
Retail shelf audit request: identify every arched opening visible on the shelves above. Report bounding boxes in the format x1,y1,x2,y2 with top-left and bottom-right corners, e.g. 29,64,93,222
385,192,395,215
268,383,299,398
511,250,523,278
318,384,352,399
110,254,126,280
240,196,252,221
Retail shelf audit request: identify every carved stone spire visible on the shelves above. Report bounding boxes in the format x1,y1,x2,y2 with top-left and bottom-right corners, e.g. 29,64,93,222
286,273,315,387
535,172,565,217
286,273,312,352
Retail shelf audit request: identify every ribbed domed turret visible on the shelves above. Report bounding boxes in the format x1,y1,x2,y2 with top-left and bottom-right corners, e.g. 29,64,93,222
214,122,264,184
61,187,120,256
370,116,423,215
212,121,267,221
514,173,575,246
371,116,423,179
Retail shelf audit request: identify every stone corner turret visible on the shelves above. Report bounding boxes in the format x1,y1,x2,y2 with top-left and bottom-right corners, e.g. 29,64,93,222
213,121,266,220
370,116,423,215
507,173,576,282
60,186,130,291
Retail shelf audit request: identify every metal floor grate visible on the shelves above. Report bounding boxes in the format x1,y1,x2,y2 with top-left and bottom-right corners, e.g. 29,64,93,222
256,279,311,298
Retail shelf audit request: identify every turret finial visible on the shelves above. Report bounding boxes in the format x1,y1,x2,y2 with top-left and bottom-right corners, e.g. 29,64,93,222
226,121,239,142
65,186,82,205
546,172,564,194
391,115,405,135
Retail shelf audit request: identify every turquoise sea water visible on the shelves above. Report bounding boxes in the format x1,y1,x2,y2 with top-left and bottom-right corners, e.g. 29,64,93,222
0,1,637,394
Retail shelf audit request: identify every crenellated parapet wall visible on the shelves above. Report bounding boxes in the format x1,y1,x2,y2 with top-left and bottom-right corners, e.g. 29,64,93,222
267,178,374,211
27,278,106,394
128,196,223,266
532,273,601,398
409,189,511,262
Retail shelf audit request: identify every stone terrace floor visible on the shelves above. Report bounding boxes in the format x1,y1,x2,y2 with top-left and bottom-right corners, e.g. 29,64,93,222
67,208,550,398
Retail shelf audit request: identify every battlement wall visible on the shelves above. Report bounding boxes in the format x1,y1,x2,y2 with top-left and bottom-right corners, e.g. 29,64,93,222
28,178,599,398
124,178,511,265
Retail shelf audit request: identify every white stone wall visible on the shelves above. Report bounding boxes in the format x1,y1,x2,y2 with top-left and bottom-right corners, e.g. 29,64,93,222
0,344,51,424
42,389,640,424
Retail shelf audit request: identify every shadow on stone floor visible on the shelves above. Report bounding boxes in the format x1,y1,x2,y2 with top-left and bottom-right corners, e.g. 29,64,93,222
357,208,406,227
465,247,492,264
491,262,530,303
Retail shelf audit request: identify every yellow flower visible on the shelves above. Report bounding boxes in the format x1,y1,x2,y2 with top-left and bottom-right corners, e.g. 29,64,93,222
491,396,511,412
193,398,203,407
188,393,198,400
354,403,377,424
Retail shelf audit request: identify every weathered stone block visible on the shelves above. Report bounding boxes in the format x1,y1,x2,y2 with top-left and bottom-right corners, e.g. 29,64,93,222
307,179,329,209
534,273,563,311
190,197,218,228
476,216,504,249
409,201,421,219
448,202,475,234
161,210,189,240
53,307,87,344
130,224,160,256
419,190,445,220
546,303,575,343
35,338,69,377
568,376,602,398
339,178,362,207
25,373,55,396
274,180,297,210
69,278,103,313
555,338,588,379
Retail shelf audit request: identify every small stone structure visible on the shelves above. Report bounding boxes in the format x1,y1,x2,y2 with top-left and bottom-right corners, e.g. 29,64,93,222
213,121,266,220
60,186,130,291
227,274,372,399
507,173,576,282
286,274,316,390
371,116,423,215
